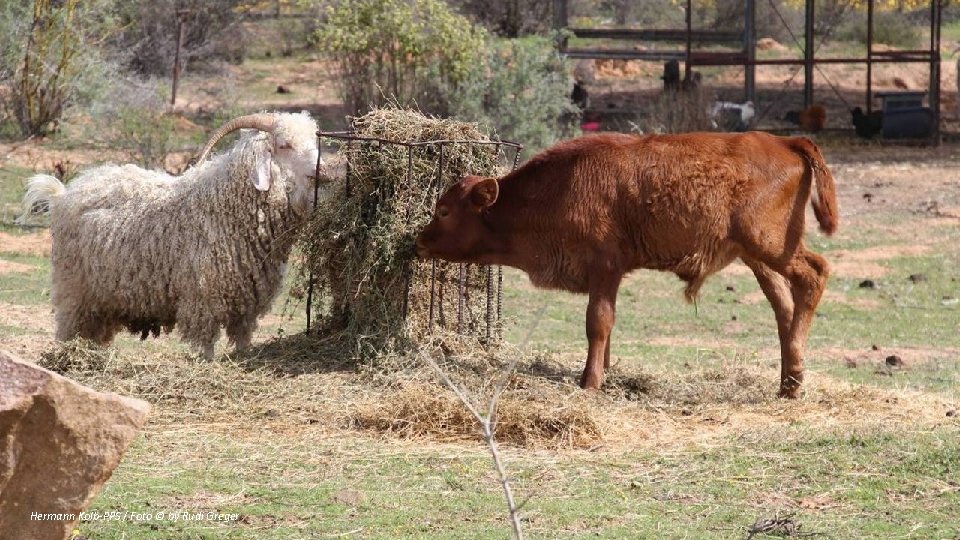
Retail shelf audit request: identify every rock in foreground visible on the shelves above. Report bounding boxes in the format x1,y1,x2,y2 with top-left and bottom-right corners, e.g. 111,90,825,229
0,349,150,540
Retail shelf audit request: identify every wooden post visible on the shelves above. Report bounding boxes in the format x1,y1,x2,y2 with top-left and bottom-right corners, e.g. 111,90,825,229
931,0,941,144
803,0,814,108
685,0,692,82
744,0,756,103
866,0,874,114
171,10,188,106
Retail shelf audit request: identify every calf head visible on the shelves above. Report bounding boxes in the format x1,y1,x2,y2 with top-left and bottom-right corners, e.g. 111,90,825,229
415,175,499,263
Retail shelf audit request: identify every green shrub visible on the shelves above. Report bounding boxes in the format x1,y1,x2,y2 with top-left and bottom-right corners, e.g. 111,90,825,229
449,35,579,155
313,0,487,116
77,77,177,169
837,11,921,48
315,0,576,154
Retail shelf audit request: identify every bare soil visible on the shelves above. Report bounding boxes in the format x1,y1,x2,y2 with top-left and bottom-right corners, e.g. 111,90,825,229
0,230,51,257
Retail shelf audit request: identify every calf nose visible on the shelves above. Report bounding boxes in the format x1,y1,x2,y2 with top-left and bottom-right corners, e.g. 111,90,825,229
414,237,429,258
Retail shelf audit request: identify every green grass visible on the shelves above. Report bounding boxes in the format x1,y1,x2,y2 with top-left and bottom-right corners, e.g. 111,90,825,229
0,250,50,305
72,423,960,540
943,20,960,42
0,164,33,220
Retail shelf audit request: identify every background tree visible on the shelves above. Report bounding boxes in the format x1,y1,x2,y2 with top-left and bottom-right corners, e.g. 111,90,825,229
0,0,119,137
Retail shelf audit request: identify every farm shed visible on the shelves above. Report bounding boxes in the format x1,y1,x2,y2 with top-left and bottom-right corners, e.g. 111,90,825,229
554,0,944,142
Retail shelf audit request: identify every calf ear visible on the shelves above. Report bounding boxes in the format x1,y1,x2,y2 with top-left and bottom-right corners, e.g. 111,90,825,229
469,177,499,209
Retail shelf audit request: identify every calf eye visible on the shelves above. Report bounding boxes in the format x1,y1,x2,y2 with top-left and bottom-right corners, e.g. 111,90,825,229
437,206,450,218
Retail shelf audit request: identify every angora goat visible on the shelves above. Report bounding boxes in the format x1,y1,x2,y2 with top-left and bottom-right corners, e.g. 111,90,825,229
19,112,332,357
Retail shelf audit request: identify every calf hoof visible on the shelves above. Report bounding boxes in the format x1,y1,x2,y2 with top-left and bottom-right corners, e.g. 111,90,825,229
778,386,801,399
579,371,603,390
778,375,803,399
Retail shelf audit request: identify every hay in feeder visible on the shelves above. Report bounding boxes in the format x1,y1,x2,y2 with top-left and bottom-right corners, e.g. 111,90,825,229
299,107,514,356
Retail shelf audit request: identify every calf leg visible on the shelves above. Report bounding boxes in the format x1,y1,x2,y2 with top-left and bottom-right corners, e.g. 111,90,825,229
581,274,621,390
764,248,829,398
742,257,794,347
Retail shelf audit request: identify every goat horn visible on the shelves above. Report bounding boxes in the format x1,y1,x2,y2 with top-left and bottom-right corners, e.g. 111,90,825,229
193,113,278,164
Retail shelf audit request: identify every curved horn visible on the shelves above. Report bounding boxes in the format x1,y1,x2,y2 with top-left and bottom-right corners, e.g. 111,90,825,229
193,113,278,164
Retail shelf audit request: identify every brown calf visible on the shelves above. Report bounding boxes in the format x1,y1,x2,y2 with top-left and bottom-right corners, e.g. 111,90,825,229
415,132,838,398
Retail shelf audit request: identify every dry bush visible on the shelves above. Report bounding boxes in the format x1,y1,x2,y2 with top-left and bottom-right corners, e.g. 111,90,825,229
0,0,120,137
110,0,248,76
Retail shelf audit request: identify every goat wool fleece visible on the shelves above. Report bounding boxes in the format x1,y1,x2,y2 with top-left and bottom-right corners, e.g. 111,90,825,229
23,112,326,357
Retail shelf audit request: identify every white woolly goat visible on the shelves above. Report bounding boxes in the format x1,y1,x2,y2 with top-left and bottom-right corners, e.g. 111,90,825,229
19,112,334,357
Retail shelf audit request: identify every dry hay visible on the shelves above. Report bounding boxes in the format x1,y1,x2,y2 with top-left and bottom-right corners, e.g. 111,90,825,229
353,379,604,448
353,345,606,448
36,338,958,451
36,338,361,428
298,107,508,359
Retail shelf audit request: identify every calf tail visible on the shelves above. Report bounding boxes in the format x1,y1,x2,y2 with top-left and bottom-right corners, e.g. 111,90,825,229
16,174,65,225
790,137,838,236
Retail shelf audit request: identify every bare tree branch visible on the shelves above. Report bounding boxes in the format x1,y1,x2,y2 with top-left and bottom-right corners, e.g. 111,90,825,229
418,302,548,540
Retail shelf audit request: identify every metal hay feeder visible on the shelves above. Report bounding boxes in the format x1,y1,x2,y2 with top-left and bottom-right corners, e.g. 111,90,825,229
306,130,523,342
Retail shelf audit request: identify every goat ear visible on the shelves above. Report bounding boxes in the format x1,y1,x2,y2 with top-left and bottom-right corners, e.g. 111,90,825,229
252,152,272,191
469,177,499,209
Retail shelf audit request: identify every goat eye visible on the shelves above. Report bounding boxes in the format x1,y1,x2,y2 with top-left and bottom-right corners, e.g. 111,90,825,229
437,206,449,218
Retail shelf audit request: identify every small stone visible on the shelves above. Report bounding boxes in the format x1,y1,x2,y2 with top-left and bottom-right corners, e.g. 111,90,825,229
885,355,903,367
859,279,876,289
725,285,736,292
908,273,926,283
731,315,738,321
871,344,880,351
276,85,291,94
946,410,956,418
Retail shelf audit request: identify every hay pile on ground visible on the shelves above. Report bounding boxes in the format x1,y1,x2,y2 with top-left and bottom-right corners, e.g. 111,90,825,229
38,340,959,449
300,107,509,358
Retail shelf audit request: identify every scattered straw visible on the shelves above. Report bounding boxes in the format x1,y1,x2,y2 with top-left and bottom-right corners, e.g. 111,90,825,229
36,339,959,450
